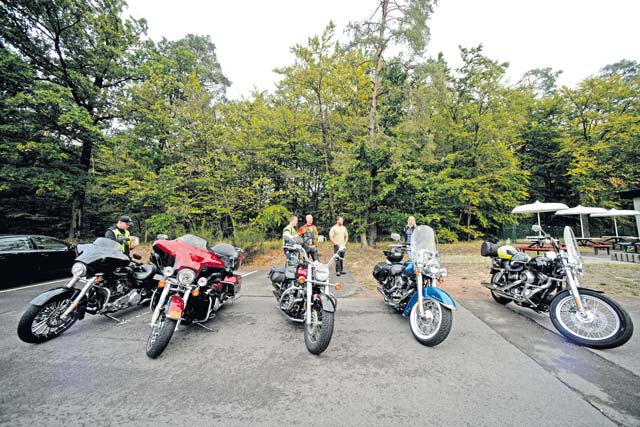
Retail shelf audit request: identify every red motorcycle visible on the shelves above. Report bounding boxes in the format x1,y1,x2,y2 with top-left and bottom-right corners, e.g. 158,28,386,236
146,234,243,358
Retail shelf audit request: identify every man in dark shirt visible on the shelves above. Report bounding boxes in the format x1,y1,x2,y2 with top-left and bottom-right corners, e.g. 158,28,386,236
105,215,138,256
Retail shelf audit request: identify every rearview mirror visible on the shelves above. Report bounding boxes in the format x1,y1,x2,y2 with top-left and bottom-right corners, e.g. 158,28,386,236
390,233,401,241
132,253,142,260
156,234,169,240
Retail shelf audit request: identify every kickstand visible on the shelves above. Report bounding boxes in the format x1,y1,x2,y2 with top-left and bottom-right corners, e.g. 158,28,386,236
104,313,125,324
194,322,216,332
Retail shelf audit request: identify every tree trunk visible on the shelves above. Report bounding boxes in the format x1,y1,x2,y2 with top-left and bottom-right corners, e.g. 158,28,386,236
68,139,93,239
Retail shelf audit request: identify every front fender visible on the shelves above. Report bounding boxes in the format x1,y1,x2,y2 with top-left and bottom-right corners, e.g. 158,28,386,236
31,287,80,306
402,286,457,317
314,293,336,313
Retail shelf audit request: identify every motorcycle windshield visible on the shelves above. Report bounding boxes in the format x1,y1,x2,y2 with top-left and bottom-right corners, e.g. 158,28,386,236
410,225,438,261
176,234,208,250
76,237,130,264
563,226,585,274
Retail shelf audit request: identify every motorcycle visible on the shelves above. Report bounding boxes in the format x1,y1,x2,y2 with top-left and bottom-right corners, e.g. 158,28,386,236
146,234,243,358
17,237,158,343
373,225,456,346
481,225,634,349
268,236,345,355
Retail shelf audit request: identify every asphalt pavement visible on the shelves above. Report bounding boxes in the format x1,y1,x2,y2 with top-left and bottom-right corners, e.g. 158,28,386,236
0,272,638,426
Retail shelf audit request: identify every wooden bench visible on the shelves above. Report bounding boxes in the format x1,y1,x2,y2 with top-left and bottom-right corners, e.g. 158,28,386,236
589,243,612,255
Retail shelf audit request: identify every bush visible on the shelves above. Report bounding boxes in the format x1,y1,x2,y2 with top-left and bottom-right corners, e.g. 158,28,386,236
233,226,265,255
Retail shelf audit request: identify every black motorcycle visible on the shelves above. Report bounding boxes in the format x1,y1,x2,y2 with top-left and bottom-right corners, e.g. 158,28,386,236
481,225,633,349
268,236,345,355
17,237,158,343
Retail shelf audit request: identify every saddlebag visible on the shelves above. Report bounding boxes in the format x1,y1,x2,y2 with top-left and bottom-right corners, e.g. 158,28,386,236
268,266,286,284
373,262,391,282
481,241,501,257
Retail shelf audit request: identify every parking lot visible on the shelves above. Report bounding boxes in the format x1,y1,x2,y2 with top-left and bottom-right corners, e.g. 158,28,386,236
1,271,639,427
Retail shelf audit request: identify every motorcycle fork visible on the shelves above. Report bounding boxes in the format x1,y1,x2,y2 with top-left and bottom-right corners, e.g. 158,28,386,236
416,271,425,317
305,268,313,325
150,282,172,326
175,287,192,331
61,277,96,320
565,268,586,316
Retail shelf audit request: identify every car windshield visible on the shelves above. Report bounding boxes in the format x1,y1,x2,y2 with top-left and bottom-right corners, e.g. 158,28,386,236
176,234,208,250
410,225,438,261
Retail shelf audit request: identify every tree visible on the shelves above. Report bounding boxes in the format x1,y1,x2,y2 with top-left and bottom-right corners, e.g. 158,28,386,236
347,0,437,246
0,0,147,238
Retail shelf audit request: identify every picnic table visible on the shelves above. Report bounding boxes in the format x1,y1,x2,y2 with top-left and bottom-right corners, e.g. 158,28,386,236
575,237,604,246
602,236,639,250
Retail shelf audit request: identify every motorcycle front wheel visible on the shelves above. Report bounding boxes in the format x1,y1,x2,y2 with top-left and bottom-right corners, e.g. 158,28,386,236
549,289,634,349
17,296,78,344
146,313,177,358
304,303,334,355
409,298,453,347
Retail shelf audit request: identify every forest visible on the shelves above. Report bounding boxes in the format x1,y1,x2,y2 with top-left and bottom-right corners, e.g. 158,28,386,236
1,0,639,247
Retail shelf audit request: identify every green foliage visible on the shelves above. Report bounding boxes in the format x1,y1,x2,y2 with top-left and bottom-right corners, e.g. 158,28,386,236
1,2,638,246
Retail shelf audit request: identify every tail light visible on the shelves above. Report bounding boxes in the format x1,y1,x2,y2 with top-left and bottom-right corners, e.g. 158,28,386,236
166,295,184,320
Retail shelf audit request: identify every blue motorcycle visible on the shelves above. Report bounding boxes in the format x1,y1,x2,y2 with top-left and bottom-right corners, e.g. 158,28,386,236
373,225,456,346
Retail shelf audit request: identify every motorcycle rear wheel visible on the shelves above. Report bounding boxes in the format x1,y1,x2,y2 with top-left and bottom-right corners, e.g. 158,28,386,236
304,304,334,355
17,296,78,344
146,313,177,358
549,289,634,349
409,299,453,347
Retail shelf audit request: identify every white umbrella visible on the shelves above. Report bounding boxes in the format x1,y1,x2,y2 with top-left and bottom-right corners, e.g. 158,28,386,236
512,201,570,231
555,205,607,238
590,209,640,238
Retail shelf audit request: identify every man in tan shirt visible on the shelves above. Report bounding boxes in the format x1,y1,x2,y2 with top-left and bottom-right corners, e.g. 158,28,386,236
329,215,348,276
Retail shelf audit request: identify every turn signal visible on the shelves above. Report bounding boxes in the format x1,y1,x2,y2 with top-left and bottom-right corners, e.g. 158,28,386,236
438,278,445,285
335,283,343,291
298,277,306,284
191,288,200,297
158,280,166,288
95,276,103,283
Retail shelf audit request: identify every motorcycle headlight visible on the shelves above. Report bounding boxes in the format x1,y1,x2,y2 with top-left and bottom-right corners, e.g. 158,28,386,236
314,265,329,282
427,259,440,275
439,268,448,278
197,277,208,287
162,266,175,277
177,268,196,285
71,262,87,278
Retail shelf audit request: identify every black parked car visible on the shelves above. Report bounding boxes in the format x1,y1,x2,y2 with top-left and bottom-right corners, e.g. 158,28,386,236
0,235,77,289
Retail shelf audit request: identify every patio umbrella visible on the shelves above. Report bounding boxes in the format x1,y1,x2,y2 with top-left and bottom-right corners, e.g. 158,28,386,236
590,209,640,237
512,201,570,232
554,205,607,238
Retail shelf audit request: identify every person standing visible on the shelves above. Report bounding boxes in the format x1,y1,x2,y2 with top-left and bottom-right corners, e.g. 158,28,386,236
105,215,138,256
329,215,348,276
297,214,319,261
404,215,417,245
282,215,298,260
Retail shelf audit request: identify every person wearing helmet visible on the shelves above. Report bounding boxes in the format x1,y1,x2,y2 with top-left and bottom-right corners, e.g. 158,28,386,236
105,215,139,256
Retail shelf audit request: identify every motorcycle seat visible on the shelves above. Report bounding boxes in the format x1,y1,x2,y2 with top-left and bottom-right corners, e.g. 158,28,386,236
133,264,156,281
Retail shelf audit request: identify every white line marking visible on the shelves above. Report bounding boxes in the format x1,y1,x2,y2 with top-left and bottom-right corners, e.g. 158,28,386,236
0,278,71,294
241,270,258,277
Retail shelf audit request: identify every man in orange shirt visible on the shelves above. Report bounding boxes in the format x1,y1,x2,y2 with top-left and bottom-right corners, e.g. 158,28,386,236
298,214,319,261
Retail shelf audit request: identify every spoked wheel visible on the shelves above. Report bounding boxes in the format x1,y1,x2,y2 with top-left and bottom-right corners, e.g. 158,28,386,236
146,313,177,358
17,296,78,344
409,298,453,347
550,289,634,349
304,304,334,355
490,273,511,305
